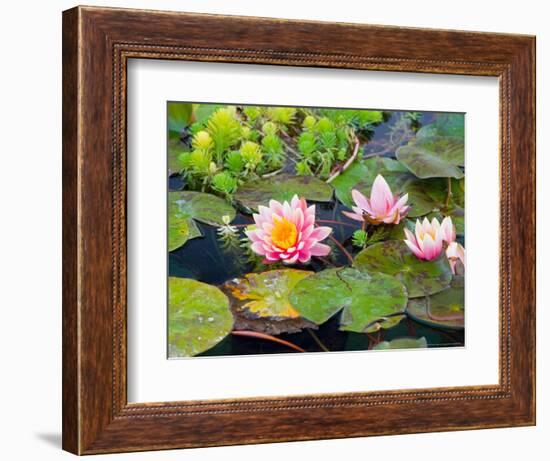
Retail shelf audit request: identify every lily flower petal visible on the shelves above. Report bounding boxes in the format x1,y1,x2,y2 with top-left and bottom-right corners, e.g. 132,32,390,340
246,196,332,264
344,174,409,225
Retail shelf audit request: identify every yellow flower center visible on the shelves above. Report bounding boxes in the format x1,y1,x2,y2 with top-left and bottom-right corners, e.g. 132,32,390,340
419,228,438,241
271,216,298,250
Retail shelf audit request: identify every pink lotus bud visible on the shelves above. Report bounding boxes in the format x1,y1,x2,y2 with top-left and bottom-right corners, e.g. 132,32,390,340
440,216,456,244
342,174,410,225
446,241,465,274
403,217,444,261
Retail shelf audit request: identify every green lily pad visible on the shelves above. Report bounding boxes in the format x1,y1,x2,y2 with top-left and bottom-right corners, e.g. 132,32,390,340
194,103,223,125
417,114,464,139
168,277,233,357
170,191,236,227
168,192,235,251
406,276,464,330
364,156,409,173
234,174,333,211
396,136,464,179
412,177,464,233
168,197,202,252
407,177,464,219
332,162,370,208
332,158,407,208
354,240,452,298
453,178,465,208
224,269,316,335
168,102,193,140
168,138,188,175
225,269,313,318
289,268,407,333
421,177,464,207
386,219,415,240
373,337,428,350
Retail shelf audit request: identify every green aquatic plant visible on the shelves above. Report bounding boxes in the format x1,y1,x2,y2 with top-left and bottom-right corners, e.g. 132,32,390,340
224,150,245,174
317,108,385,139
294,115,353,179
266,106,296,129
261,135,284,170
302,115,317,131
351,229,368,249
216,215,241,250
192,130,214,151
176,106,293,196
295,160,313,176
212,171,238,198
168,106,466,357
243,106,262,124
297,131,318,157
240,141,263,173
206,107,242,162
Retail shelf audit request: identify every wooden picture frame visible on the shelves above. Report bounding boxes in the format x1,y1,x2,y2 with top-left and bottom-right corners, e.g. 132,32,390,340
62,5,536,455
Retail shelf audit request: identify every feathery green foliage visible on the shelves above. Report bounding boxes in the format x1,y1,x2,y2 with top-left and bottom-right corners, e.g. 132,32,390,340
266,107,296,128
295,115,352,179
206,108,242,161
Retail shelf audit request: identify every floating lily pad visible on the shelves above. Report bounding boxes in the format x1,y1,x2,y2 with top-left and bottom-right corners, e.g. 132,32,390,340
407,177,464,219
289,268,407,333
168,103,193,140
331,162,370,208
417,114,464,139
421,177,464,207
194,103,223,125
168,139,184,175
226,269,313,318
168,192,235,252
234,174,333,211
168,198,202,252
365,156,409,173
386,219,415,240
170,191,236,226
354,240,452,298
453,178,465,208
224,269,316,335
168,277,233,357
414,177,464,233
373,337,428,350
406,276,464,330
396,136,464,179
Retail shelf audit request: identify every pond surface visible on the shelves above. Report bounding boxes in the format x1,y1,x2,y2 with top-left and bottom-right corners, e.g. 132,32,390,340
168,110,465,356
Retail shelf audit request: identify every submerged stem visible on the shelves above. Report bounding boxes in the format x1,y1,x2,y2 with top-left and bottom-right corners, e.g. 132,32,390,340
316,219,357,229
328,234,354,265
445,177,453,209
307,328,330,352
231,330,306,353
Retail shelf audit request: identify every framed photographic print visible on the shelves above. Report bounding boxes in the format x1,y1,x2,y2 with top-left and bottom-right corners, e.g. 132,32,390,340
62,6,536,455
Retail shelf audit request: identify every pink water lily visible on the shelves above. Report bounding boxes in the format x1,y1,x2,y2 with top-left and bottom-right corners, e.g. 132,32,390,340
404,216,466,274
446,240,465,274
245,195,332,264
440,216,456,244
403,217,444,261
342,174,410,225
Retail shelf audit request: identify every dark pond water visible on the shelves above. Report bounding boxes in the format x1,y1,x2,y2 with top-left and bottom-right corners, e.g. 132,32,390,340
168,110,465,356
